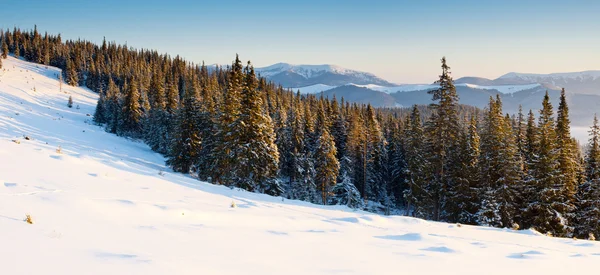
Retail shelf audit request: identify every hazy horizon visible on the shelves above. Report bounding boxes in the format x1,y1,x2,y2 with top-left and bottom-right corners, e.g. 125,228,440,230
2,0,599,83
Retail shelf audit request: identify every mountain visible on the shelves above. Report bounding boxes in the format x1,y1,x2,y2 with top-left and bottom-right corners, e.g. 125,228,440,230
498,71,600,95
255,63,397,87
2,55,599,275
321,85,398,107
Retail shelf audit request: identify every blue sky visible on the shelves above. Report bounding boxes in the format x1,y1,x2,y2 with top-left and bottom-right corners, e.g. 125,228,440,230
1,0,599,83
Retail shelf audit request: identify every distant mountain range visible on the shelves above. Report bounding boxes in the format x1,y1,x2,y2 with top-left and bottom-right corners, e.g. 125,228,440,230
254,63,396,87
252,62,600,126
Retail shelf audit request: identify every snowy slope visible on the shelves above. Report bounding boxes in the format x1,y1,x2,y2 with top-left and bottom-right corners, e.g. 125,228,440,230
1,56,600,275
290,84,336,94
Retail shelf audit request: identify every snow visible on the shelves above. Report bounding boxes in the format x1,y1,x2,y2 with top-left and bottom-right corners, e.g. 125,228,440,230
351,83,439,93
1,56,600,274
290,83,542,95
255,62,382,81
290,84,336,94
456,83,542,95
499,71,600,82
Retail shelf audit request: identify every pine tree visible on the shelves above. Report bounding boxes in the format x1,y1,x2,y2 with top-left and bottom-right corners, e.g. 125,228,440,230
213,58,280,195
403,106,429,217
65,58,78,86
1,38,8,59
387,117,407,210
364,105,387,208
14,39,19,58
446,116,480,224
211,55,244,185
477,96,522,227
555,88,580,204
104,78,121,134
314,127,339,205
120,78,143,136
527,92,573,236
424,57,461,221
166,79,179,114
166,93,203,173
575,115,600,238
330,157,364,209
93,85,106,124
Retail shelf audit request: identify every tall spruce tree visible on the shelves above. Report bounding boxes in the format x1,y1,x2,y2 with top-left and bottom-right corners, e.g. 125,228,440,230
555,88,580,204
477,96,522,227
424,57,461,221
403,106,429,217
314,125,339,205
575,115,600,238
447,116,480,224
65,58,78,86
215,59,281,194
166,92,203,173
120,78,143,136
1,38,8,59
211,55,244,185
526,92,573,236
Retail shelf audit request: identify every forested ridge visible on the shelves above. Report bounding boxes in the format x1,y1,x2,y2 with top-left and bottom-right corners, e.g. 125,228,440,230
3,26,600,239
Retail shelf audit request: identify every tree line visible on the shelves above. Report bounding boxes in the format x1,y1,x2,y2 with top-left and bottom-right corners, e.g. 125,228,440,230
2,27,600,239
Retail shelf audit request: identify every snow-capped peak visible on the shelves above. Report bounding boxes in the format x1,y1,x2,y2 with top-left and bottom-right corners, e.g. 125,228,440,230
499,71,600,82
256,63,377,79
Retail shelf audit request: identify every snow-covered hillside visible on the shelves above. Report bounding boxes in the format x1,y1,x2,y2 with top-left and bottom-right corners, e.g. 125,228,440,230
1,56,600,275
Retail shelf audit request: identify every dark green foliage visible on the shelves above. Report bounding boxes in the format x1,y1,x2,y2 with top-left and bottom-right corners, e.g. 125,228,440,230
423,57,461,221
1,38,8,59
477,97,523,228
576,115,600,238
526,92,574,237
166,94,203,173
120,78,143,136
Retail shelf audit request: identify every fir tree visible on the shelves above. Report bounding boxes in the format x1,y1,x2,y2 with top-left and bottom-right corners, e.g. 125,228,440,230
364,105,387,207
555,88,580,204
120,78,143,136
447,116,480,224
314,127,339,205
477,96,524,228
104,78,121,134
166,93,203,173
93,85,106,124
65,58,78,86
1,38,8,59
214,58,280,195
527,92,573,236
330,158,364,209
424,57,461,221
575,115,600,238
14,39,19,58
211,55,244,185
403,106,429,217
